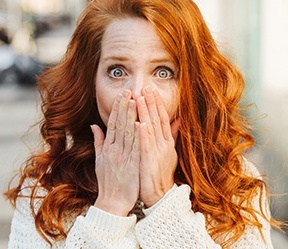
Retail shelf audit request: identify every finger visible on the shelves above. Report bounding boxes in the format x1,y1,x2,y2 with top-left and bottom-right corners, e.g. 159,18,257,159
124,99,137,152
153,89,174,141
90,124,105,158
138,122,152,176
142,86,163,142
114,90,131,146
104,94,121,149
123,122,140,194
170,118,181,143
137,96,154,136
139,122,150,155
129,122,141,170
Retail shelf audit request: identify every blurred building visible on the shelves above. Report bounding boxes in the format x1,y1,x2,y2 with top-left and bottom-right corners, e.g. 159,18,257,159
195,0,288,226
0,0,287,231
0,0,88,65
0,1,287,248
0,0,87,39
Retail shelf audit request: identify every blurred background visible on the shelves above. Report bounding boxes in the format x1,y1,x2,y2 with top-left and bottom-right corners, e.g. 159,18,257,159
0,0,287,248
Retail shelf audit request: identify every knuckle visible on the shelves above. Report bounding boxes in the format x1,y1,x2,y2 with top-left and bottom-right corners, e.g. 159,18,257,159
141,143,150,153
132,141,140,152
152,115,160,127
147,125,154,135
111,144,120,155
160,115,169,124
107,120,116,131
116,120,124,130
125,129,133,140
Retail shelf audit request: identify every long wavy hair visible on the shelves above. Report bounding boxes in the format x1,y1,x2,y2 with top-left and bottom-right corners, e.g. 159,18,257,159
5,0,278,247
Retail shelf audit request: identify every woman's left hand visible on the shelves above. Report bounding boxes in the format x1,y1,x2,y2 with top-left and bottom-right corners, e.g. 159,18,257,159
137,86,181,207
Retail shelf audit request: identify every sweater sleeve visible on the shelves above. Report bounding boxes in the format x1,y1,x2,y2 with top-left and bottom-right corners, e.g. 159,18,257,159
135,180,274,249
135,184,221,249
8,180,139,249
64,206,138,249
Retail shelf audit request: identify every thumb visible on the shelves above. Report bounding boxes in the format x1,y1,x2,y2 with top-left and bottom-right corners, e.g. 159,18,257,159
170,118,181,143
90,124,104,157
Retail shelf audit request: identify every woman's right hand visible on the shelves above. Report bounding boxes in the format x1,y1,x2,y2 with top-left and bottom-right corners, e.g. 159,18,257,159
91,90,140,216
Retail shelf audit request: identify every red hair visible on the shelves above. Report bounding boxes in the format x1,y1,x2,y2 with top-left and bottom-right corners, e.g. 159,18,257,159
5,0,278,247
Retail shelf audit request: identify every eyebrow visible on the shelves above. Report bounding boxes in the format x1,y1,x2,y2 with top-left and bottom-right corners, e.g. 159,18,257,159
150,58,174,64
102,56,173,64
102,56,129,62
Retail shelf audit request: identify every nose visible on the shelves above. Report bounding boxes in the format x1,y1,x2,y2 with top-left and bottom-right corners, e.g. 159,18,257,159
130,74,149,100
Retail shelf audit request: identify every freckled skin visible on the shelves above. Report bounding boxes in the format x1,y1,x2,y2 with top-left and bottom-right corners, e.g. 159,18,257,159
92,17,181,215
95,17,179,125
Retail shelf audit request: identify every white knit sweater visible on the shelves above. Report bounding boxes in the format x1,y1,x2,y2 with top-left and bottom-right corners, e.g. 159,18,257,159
8,161,274,248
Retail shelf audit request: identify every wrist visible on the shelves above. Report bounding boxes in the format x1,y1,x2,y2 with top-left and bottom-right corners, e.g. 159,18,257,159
142,182,175,208
143,184,178,215
94,199,131,217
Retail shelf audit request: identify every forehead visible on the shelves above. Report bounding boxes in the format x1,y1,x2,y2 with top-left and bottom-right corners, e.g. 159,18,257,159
100,18,169,57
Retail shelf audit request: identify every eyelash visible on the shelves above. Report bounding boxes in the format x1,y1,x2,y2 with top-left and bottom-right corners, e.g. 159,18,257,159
107,65,126,79
155,66,175,79
106,65,176,79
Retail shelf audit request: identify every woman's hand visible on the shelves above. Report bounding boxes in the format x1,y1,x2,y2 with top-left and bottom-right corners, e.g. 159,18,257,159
91,90,140,216
137,87,180,207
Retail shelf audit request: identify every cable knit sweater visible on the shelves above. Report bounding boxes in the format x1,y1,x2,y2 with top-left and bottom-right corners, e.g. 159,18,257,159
8,161,274,249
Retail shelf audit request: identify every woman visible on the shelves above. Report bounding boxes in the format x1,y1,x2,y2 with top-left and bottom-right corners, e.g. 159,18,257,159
6,0,280,248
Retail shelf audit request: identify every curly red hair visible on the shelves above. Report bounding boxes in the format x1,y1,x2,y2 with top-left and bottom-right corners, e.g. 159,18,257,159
5,0,278,247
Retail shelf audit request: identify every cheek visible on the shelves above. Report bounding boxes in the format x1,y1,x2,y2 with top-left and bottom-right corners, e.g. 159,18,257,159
158,87,179,120
95,81,115,126
96,95,111,126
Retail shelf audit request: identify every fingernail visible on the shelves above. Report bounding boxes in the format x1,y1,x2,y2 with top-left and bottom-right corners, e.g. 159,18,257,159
135,121,140,129
152,88,159,96
90,124,96,134
144,86,152,94
116,94,122,102
123,89,130,98
129,99,135,106
139,96,146,105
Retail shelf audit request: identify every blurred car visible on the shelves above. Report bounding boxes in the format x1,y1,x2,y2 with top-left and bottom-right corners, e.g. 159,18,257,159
0,45,44,86
31,13,71,37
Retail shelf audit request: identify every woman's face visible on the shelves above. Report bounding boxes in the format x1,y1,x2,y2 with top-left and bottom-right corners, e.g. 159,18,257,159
95,18,179,126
